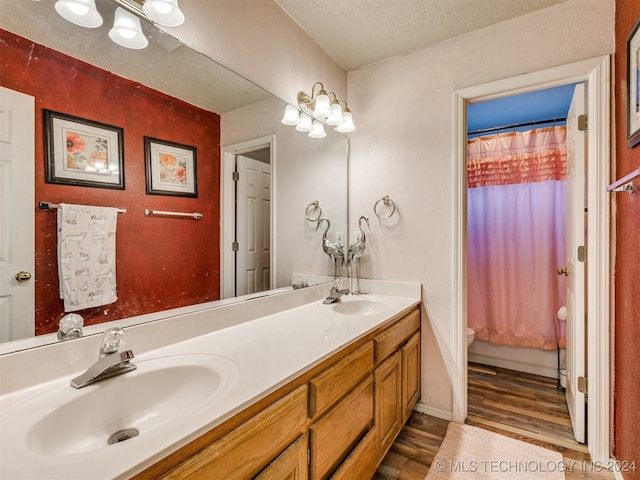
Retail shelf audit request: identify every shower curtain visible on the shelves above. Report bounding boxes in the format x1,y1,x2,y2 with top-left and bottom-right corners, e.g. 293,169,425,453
467,126,567,350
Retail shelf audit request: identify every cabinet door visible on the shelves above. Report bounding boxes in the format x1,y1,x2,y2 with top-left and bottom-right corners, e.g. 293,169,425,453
374,352,402,452
309,377,374,480
401,332,420,421
255,434,308,480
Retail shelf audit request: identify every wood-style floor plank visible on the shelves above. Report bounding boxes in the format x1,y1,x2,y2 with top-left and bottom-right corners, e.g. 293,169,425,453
372,363,614,480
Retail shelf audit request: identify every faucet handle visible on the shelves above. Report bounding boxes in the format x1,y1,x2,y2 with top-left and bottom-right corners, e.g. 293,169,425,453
100,327,126,356
57,313,84,341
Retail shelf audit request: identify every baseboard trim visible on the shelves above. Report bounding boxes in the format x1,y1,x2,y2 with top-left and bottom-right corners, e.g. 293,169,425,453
414,401,453,421
469,352,558,378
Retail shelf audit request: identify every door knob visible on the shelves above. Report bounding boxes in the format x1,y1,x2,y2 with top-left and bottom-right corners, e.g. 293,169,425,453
557,267,568,276
15,271,32,282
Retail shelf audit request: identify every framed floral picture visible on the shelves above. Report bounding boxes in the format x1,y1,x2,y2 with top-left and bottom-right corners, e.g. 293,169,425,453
627,17,640,148
144,137,197,197
44,110,125,189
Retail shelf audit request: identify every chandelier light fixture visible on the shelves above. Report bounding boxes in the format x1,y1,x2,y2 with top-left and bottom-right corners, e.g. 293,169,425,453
281,82,356,138
54,0,185,49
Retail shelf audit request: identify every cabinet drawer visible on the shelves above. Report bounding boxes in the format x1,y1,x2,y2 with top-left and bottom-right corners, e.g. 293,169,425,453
309,341,373,417
309,377,374,480
330,427,378,480
163,386,308,480
374,309,420,364
255,434,309,480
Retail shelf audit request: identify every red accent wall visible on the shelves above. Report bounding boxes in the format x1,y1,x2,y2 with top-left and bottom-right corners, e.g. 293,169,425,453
614,2,640,477
1,30,221,335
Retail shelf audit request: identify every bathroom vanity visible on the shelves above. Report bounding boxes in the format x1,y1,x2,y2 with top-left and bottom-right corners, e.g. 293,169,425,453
0,280,421,479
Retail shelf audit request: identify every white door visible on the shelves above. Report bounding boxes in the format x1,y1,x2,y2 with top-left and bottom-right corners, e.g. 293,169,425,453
564,82,587,444
235,155,271,296
0,87,35,342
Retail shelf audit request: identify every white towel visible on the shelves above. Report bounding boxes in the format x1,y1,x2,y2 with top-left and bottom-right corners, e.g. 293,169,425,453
57,203,118,312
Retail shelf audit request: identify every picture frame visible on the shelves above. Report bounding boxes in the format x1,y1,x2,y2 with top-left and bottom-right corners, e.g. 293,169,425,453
144,137,197,197
44,110,125,189
627,17,640,148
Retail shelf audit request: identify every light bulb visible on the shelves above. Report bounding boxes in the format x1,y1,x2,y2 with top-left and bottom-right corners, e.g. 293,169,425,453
309,120,326,139
281,105,300,126
335,112,356,133
55,0,103,28
295,113,313,132
109,7,149,49
325,103,344,126
313,91,331,118
67,3,90,15
143,0,185,27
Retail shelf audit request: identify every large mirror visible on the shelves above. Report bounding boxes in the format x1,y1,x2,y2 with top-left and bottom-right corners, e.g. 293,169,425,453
0,0,348,353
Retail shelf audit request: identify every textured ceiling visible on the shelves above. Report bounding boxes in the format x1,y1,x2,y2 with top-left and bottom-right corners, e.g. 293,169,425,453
274,0,568,71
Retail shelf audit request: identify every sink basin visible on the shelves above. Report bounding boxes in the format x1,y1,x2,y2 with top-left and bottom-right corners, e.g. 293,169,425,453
331,297,393,315
1,354,238,458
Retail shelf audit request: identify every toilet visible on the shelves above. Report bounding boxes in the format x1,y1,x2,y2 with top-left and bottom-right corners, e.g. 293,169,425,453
467,327,475,347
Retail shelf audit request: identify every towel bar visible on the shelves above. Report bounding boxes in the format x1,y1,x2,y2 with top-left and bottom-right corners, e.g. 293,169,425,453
39,202,127,214
144,209,203,219
606,167,640,193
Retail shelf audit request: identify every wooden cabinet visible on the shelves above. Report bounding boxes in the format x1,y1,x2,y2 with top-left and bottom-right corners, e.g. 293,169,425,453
373,308,420,454
309,342,373,418
401,332,421,422
309,376,374,479
137,305,421,480
374,309,420,364
255,434,308,480
374,352,402,452
160,386,308,480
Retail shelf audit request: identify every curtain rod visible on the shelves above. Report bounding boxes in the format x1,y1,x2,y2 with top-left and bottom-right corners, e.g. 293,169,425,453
468,117,567,136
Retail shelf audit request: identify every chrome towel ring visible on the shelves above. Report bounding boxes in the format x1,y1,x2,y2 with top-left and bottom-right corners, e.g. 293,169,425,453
305,201,322,222
374,195,396,220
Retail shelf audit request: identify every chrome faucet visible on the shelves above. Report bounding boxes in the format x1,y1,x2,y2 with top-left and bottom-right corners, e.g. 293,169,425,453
70,327,136,389
323,286,350,304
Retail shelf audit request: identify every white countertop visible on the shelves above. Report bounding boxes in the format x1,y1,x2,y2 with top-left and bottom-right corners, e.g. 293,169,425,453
0,281,420,480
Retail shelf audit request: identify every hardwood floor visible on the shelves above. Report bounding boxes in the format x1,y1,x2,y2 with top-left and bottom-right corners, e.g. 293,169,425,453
372,363,614,480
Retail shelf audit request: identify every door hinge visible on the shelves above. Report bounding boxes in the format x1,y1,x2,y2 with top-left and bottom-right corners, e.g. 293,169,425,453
577,245,587,263
578,376,588,394
578,114,588,131
232,171,239,182
307,448,311,465
232,242,239,251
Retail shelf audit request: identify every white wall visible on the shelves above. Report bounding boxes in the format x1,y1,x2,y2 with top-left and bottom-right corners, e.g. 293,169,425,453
347,0,614,415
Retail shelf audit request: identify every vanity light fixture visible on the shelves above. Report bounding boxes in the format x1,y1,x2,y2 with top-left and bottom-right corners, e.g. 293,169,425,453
109,7,149,49
54,0,103,28
54,0,186,50
280,82,356,138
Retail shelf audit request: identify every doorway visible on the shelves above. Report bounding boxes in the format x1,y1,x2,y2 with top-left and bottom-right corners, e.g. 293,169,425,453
465,83,583,441
453,56,611,463
0,87,35,342
220,136,275,299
